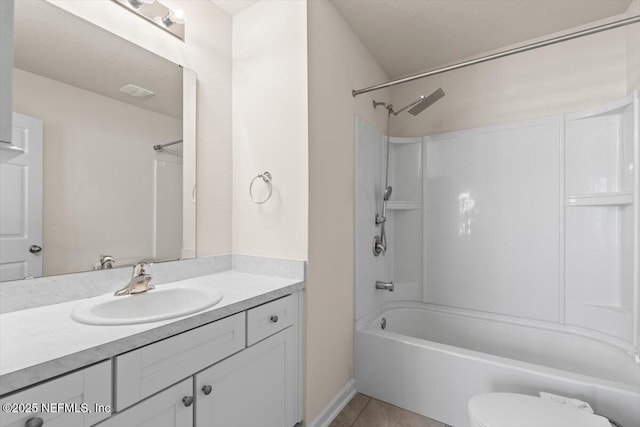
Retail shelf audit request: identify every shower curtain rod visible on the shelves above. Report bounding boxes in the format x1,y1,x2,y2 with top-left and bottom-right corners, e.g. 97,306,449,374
153,139,183,151
352,14,640,97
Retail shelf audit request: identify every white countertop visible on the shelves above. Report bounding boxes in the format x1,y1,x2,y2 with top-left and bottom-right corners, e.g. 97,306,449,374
0,271,304,395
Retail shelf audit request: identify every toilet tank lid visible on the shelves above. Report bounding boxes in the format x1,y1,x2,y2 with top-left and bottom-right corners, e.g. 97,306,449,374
468,393,611,427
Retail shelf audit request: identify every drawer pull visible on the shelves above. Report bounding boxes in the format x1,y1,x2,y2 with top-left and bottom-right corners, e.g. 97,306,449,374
182,396,194,407
25,418,44,427
270,315,279,323
201,384,212,395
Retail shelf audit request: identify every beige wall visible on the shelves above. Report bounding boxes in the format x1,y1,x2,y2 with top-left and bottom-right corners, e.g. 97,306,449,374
231,0,309,260
627,0,640,93
390,22,629,137
13,68,181,275
306,0,390,422
50,0,233,256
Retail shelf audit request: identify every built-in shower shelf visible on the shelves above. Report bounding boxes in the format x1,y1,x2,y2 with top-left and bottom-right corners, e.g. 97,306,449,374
387,201,421,210
565,191,633,206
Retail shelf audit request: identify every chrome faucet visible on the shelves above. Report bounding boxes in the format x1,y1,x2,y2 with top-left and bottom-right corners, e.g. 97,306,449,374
114,263,154,296
100,255,115,269
375,280,394,292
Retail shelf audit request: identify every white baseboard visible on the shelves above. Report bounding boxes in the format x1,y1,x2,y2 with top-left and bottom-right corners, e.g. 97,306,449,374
307,379,356,427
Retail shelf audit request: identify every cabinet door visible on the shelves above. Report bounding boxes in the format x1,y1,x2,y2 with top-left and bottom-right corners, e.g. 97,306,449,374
0,361,111,427
96,378,192,427
196,327,297,427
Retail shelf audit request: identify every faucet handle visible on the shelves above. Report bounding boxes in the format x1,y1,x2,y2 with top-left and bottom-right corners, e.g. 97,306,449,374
132,262,147,277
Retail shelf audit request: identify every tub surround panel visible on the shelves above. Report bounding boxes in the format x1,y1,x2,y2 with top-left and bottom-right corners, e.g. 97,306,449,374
424,117,561,322
354,117,388,321
354,94,639,426
355,117,421,322
0,271,304,396
356,94,638,347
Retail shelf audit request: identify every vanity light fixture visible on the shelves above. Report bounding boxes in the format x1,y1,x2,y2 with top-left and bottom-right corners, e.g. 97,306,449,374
127,0,155,9
162,8,186,27
112,0,185,41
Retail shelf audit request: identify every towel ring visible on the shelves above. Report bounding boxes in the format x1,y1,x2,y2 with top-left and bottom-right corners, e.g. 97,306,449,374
249,172,272,204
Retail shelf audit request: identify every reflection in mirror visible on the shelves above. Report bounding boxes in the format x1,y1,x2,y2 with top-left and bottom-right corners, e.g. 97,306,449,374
0,0,193,281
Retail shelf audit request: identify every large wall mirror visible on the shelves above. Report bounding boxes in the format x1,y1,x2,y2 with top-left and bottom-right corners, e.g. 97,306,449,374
0,0,196,281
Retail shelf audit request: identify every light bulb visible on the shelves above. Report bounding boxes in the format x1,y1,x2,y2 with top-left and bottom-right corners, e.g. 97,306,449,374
169,9,186,25
162,8,186,27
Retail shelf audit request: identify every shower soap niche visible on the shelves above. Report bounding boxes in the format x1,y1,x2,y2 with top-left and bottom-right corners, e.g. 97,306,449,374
565,96,634,197
387,136,422,203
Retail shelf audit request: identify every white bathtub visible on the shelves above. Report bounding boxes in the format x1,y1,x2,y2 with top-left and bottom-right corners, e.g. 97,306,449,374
355,303,640,427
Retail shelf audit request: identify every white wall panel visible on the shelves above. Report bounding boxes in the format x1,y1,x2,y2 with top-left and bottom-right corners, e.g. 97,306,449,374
424,118,561,321
354,116,387,321
565,101,634,195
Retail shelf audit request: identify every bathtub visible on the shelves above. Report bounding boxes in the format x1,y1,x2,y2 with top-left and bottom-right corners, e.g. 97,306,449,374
355,303,640,427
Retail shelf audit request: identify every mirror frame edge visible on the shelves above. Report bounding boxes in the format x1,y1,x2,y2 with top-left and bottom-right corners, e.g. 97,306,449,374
183,67,197,259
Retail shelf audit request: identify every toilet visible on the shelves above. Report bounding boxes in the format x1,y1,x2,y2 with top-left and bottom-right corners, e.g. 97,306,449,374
468,393,613,427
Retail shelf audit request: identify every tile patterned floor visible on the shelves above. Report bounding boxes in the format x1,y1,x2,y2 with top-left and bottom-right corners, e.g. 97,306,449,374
329,393,445,427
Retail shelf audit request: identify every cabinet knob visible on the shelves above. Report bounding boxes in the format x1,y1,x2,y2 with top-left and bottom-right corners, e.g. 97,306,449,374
182,396,194,407
270,315,279,323
201,384,212,395
25,417,44,427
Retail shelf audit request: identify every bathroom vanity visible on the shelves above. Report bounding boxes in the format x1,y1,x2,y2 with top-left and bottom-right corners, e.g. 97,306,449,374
0,269,304,427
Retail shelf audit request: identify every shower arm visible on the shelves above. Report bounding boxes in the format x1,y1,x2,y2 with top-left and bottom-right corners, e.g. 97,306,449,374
391,96,424,115
153,139,183,151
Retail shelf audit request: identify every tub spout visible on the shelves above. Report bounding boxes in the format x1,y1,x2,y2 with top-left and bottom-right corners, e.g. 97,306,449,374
375,280,394,292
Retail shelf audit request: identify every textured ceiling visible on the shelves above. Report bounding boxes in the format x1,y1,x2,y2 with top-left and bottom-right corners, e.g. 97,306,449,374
330,0,633,79
14,0,182,118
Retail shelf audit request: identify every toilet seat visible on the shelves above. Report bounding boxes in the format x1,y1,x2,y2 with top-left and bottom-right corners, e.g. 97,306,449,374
468,393,612,427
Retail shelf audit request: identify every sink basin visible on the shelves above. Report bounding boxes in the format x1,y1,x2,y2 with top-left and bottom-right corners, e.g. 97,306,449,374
71,283,223,325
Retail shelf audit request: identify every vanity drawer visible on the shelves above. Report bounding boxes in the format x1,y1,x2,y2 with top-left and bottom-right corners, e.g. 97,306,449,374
246,295,294,346
0,361,111,427
115,312,245,411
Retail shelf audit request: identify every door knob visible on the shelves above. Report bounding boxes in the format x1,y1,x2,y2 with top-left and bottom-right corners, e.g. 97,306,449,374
29,245,42,254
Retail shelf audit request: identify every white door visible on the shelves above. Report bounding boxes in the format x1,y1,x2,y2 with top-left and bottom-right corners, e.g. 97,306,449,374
0,112,43,281
97,378,193,427
195,328,297,427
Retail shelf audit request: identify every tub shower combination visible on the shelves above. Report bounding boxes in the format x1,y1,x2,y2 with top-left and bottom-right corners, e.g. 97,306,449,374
354,93,640,427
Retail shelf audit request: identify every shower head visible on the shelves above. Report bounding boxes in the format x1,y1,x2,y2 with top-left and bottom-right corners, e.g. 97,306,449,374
408,88,445,116
383,186,392,201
